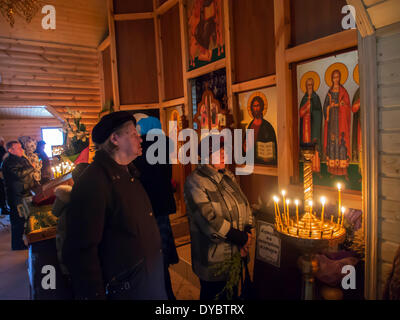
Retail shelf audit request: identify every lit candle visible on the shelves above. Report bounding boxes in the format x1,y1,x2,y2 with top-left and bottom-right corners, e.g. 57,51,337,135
273,196,278,226
281,190,286,222
320,197,326,225
273,196,281,228
337,183,342,223
274,196,283,227
286,199,290,223
341,207,346,226
295,199,299,224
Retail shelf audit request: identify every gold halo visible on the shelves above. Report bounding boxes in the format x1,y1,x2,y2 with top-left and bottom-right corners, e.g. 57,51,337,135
300,71,321,93
353,64,359,85
247,92,268,118
325,63,349,87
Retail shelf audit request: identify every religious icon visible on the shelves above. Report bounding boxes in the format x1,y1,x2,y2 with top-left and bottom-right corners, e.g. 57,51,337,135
242,91,277,165
352,64,361,166
187,0,225,70
194,89,222,132
323,63,352,176
299,71,323,172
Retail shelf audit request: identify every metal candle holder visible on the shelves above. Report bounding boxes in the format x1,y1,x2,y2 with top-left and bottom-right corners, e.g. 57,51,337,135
274,144,346,300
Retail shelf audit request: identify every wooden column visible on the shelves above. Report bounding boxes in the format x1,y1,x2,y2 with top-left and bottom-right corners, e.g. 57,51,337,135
359,32,379,300
274,0,293,187
107,0,121,110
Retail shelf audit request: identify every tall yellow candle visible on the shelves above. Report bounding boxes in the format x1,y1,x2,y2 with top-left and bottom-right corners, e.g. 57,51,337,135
295,199,299,224
320,197,326,225
281,190,286,221
341,207,346,226
337,183,342,223
274,196,282,227
286,199,290,223
308,200,313,234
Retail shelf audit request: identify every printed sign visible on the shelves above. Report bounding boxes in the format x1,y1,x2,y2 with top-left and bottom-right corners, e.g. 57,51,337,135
256,221,281,268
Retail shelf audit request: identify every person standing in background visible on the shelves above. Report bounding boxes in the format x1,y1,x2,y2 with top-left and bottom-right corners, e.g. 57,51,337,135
2,141,36,250
35,141,52,184
133,116,179,300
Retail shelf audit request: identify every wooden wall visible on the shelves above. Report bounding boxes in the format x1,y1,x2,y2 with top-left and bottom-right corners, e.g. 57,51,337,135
160,4,184,101
113,0,153,14
0,38,101,129
101,46,113,104
0,118,63,144
231,0,275,83
376,24,400,297
115,19,159,105
290,0,347,46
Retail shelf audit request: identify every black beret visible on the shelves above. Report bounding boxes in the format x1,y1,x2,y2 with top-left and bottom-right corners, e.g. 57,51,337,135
92,111,136,144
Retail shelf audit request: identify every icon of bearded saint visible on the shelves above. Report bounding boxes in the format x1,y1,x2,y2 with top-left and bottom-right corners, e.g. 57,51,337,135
246,95,277,165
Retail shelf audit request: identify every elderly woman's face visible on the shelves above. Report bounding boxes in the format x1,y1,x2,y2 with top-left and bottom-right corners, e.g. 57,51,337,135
211,147,226,170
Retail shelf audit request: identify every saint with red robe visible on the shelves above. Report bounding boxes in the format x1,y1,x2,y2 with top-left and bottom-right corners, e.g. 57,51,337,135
323,69,352,176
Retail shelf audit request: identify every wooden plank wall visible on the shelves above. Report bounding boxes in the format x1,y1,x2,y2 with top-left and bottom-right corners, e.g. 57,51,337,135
0,118,63,144
231,0,276,83
115,19,159,105
290,0,347,46
376,24,400,297
0,38,101,128
160,4,184,101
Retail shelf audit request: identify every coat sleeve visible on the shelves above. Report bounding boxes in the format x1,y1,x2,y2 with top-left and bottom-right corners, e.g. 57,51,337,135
62,171,109,300
184,178,231,241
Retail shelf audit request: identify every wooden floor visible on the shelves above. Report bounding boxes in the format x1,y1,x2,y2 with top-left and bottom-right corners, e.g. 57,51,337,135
0,224,199,300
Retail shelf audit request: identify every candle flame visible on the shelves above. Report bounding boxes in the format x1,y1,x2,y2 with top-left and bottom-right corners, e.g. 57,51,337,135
273,196,279,202
337,183,342,191
320,197,326,205
281,190,286,197
341,207,346,214
295,199,299,205
308,200,313,207
286,199,290,205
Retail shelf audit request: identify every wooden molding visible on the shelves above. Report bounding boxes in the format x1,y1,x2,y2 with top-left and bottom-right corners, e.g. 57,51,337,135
98,51,106,108
153,13,165,103
185,58,226,80
119,104,160,111
359,33,379,300
236,165,278,177
44,105,65,123
223,0,234,117
346,0,375,37
97,36,111,52
274,0,293,188
160,97,185,108
107,0,121,109
179,0,191,123
114,12,154,21
285,29,358,64
156,0,179,16
231,75,276,93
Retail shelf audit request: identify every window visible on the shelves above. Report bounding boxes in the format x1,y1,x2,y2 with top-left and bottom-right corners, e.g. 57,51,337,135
41,128,64,157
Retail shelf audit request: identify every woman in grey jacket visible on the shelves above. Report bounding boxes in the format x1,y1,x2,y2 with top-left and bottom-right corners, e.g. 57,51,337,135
184,134,254,300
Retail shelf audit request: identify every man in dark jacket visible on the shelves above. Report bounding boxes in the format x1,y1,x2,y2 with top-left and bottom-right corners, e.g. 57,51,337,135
133,116,179,300
2,140,36,250
62,111,167,300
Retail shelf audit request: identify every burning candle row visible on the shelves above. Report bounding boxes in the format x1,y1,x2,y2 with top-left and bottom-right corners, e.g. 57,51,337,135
273,184,347,237
51,161,75,178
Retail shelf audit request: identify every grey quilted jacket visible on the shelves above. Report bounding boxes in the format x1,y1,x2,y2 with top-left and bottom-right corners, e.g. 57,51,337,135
184,165,253,281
